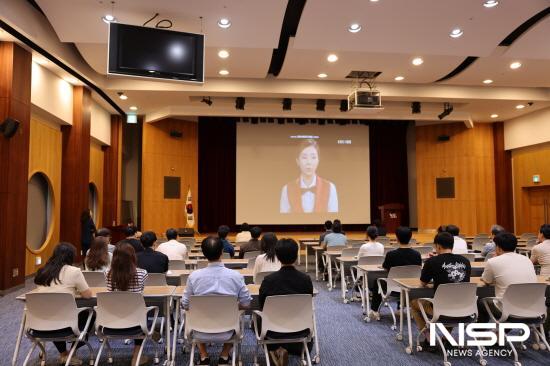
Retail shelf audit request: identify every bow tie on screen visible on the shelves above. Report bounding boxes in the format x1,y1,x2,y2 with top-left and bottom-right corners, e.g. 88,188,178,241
301,187,316,194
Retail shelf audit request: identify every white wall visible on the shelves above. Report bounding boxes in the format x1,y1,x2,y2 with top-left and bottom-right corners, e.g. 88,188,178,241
504,107,550,150
31,62,73,125
91,101,111,146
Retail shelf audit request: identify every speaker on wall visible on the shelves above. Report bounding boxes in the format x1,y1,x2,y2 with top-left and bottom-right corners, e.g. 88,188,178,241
0,117,20,138
169,130,183,138
437,135,451,142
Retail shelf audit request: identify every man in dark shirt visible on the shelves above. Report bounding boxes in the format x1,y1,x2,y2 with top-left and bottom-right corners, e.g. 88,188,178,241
239,226,262,259
137,231,169,273
370,226,421,318
259,238,314,365
118,226,144,254
411,231,471,350
218,225,235,258
318,220,333,244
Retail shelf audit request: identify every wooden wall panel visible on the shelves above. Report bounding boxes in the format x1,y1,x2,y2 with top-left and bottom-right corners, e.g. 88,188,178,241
26,117,62,275
0,42,31,291
90,141,104,227
142,119,198,236
416,123,496,235
60,86,91,258
103,115,123,226
493,122,514,231
511,142,550,234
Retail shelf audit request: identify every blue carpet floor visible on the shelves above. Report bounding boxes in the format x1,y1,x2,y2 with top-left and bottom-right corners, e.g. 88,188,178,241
2,269,550,365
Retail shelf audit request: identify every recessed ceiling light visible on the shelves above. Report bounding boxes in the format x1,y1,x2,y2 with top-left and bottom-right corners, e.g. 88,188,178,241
118,93,128,100
370,0,380,2
317,73,328,78
516,104,525,109
102,14,117,23
490,114,499,118
327,54,338,62
348,23,362,33
217,18,231,29
510,61,522,69
219,69,229,76
218,50,229,59
450,28,464,38
483,79,493,84
483,1,499,8
394,76,405,81
129,106,138,111
412,57,424,66
148,70,156,73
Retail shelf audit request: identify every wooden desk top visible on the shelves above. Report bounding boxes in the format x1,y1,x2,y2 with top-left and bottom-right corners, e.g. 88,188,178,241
356,265,387,272
336,256,359,263
393,276,549,290
312,246,325,251
18,286,177,301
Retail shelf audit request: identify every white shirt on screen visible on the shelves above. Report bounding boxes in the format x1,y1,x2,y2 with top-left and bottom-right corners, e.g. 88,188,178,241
280,175,338,213
358,241,384,257
452,236,468,254
481,252,537,298
157,239,188,260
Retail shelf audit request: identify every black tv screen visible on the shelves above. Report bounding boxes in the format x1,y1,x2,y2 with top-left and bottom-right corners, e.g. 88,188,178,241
108,23,204,82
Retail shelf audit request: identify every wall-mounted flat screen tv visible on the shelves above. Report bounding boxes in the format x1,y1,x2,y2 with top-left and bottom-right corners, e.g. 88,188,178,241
108,23,204,83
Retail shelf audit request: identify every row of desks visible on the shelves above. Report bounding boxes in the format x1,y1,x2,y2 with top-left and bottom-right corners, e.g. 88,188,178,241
13,284,320,366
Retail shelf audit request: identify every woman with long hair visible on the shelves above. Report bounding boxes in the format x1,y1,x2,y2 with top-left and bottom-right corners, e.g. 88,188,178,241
105,242,148,364
34,242,92,365
85,237,112,272
253,232,281,282
80,209,96,258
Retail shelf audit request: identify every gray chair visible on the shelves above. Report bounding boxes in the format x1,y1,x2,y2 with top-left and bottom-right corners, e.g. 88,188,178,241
82,271,106,287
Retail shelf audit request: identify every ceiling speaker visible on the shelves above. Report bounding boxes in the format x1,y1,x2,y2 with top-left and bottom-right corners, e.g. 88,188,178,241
0,117,20,138
169,130,183,138
437,135,450,142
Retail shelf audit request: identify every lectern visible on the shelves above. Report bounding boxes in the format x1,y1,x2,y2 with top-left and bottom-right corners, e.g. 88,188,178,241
378,203,405,234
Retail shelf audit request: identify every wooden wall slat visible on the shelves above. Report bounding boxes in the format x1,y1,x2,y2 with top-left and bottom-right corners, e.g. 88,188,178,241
60,86,91,258
102,115,122,226
0,42,31,291
493,122,514,231
416,123,497,235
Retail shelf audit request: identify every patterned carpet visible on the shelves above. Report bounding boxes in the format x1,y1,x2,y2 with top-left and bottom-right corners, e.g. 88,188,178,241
2,267,549,366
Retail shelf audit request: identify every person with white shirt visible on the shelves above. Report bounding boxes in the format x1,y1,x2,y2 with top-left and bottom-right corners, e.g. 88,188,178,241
531,224,550,277
156,228,188,260
235,222,252,243
280,139,338,213
479,232,537,322
358,226,384,257
446,224,468,254
253,232,282,282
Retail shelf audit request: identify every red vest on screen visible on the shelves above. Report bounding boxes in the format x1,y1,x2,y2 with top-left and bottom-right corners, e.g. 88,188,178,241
287,176,330,213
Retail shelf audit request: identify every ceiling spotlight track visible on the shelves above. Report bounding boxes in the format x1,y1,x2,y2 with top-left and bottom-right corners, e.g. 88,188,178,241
499,7,550,46
435,56,478,82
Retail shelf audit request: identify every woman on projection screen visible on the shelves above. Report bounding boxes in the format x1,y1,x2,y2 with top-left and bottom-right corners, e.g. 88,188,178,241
280,138,338,213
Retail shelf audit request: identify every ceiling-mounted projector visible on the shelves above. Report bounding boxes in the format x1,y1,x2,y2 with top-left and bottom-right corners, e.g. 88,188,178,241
347,89,383,111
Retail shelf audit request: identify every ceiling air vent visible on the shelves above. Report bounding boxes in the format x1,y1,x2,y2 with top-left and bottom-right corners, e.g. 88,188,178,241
345,71,381,79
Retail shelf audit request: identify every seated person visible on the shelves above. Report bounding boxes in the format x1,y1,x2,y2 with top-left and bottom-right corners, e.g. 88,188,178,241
318,220,332,245
96,227,115,253
370,226,421,319
358,226,384,257
481,224,505,258
322,219,347,248
119,226,144,254
531,224,550,277
235,222,252,243
34,242,92,365
136,231,169,273
182,236,251,365
157,228,188,260
253,232,282,282
85,236,112,272
411,232,471,350
259,238,314,365
239,226,262,258
126,220,142,238
445,224,468,254
217,225,235,258
106,242,149,365
479,232,537,322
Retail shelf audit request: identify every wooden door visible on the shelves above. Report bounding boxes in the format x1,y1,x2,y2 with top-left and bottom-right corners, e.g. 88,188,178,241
526,187,550,232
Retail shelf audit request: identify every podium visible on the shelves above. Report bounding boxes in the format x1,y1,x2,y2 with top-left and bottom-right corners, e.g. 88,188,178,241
378,203,405,234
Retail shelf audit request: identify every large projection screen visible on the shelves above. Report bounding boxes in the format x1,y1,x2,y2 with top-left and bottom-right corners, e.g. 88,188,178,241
236,123,370,225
